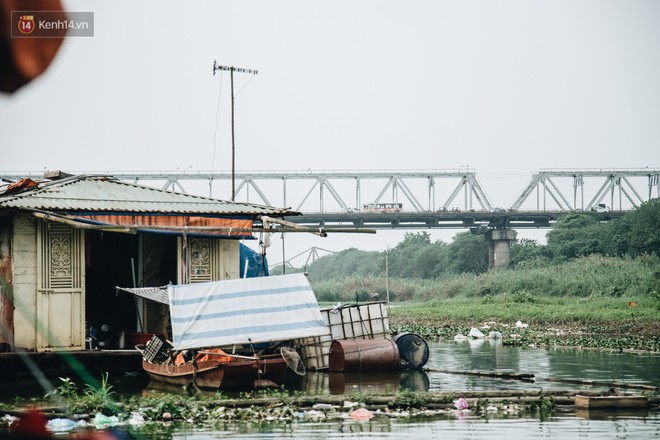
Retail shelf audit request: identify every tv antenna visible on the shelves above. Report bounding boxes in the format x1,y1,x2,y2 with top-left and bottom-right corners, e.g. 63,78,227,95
213,61,258,201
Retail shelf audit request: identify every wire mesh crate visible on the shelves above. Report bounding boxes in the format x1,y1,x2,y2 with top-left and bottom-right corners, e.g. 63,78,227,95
143,335,171,364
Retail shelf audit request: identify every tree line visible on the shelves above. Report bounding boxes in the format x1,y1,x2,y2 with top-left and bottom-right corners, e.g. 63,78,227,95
287,198,660,282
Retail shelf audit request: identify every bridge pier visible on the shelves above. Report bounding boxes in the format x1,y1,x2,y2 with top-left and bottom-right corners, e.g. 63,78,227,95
485,228,517,270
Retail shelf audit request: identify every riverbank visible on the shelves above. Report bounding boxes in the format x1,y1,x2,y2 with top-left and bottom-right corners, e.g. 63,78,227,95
389,297,660,352
2,388,658,436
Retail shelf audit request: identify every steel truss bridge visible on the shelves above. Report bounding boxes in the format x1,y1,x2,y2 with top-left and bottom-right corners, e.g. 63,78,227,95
2,169,658,231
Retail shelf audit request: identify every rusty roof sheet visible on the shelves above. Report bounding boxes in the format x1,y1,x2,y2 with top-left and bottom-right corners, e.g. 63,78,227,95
0,175,298,217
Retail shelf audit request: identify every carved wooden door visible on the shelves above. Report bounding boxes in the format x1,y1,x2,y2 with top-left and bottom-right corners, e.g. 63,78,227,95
36,221,85,351
178,236,237,283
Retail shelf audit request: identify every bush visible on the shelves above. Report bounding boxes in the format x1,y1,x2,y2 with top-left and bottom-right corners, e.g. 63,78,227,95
317,255,660,302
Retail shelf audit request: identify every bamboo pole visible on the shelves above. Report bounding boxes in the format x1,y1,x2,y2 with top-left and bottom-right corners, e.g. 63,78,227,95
30,211,376,235
32,211,136,234
426,368,658,391
197,351,257,360
260,215,328,237
427,368,535,381
169,389,622,409
541,377,658,391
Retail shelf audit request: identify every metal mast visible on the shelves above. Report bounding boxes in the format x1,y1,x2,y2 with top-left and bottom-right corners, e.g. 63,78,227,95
213,61,258,201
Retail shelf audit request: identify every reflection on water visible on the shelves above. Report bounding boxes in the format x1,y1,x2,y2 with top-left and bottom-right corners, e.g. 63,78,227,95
426,339,660,391
167,413,660,440
2,341,660,439
2,341,657,401
161,340,660,439
297,370,430,395
574,408,651,420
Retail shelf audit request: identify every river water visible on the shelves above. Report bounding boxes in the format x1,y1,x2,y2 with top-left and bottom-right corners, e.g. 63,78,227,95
2,340,660,439
166,340,660,439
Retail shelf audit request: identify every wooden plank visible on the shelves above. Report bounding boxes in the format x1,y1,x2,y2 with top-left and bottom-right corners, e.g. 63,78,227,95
575,395,649,409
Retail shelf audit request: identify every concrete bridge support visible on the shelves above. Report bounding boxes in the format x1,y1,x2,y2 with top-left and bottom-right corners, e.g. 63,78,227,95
486,229,517,270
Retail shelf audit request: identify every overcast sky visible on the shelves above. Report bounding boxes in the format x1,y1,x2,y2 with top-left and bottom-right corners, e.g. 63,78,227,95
2,0,659,266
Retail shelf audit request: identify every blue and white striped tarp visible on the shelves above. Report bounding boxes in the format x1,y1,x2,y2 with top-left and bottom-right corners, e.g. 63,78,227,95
168,273,329,350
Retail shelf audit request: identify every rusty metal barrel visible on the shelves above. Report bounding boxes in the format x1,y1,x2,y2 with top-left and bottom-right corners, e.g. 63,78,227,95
394,332,429,369
329,339,400,372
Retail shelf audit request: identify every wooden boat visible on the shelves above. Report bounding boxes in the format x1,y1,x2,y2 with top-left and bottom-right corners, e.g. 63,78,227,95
122,274,328,390
141,353,289,389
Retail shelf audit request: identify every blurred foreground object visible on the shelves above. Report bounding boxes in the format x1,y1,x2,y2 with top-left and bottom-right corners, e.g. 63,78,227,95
0,0,65,93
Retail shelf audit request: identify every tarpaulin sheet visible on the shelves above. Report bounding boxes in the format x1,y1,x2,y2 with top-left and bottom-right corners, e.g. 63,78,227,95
240,243,269,277
116,286,169,305
168,273,328,350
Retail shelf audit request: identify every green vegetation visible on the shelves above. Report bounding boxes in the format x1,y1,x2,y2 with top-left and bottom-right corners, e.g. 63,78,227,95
44,373,119,415
389,298,660,351
300,199,660,303
311,254,659,303
0,377,581,431
306,199,660,282
301,199,660,349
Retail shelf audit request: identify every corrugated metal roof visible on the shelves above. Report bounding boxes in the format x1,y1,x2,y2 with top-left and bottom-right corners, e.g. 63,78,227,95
0,175,298,217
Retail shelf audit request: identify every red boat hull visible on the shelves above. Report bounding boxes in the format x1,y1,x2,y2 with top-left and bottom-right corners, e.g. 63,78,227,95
142,356,289,390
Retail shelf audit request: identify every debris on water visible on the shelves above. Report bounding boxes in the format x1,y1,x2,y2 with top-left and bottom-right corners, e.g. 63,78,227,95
93,413,119,429
47,418,76,432
454,334,468,340
2,414,18,426
486,406,499,412
304,410,326,421
454,397,469,410
388,410,410,418
488,331,503,339
128,412,145,426
468,328,485,338
515,320,529,328
343,400,359,409
312,403,334,411
348,408,374,421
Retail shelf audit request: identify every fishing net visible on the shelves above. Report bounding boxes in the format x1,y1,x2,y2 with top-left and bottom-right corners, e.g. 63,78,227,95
280,347,306,376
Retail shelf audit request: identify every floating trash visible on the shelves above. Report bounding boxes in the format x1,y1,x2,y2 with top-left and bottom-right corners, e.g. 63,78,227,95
128,412,145,426
348,408,374,421
47,418,76,432
454,398,469,410
93,413,119,429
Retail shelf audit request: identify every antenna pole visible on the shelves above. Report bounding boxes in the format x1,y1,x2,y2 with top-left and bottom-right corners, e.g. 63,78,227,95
213,61,258,201
230,67,235,200
385,246,390,304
